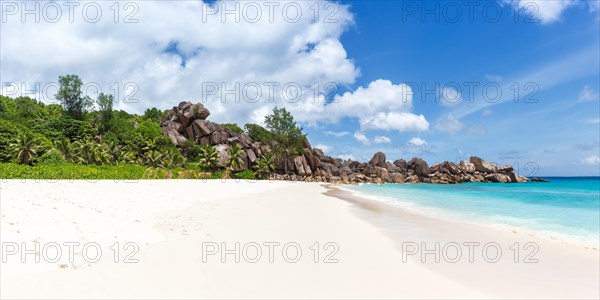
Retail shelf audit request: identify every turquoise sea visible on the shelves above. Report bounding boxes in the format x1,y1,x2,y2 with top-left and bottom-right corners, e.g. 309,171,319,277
345,177,600,246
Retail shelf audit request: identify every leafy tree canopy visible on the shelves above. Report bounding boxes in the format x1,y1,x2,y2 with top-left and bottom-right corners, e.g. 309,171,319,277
244,123,273,144
55,74,93,120
264,107,305,173
96,93,114,133
221,123,243,133
143,107,166,123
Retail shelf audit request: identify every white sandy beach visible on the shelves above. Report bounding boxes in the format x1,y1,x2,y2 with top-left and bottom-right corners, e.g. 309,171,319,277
0,180,598,299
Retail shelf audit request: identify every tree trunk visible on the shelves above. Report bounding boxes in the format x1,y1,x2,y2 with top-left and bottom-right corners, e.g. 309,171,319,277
223,168,231,179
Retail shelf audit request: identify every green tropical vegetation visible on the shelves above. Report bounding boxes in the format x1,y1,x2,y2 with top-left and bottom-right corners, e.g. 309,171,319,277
197,145,220,170
0,75,308,180
264,106,306,174
11,133,39,165
224,144,245,178
220,123,244,133
255,153,276,179
244,123,273,144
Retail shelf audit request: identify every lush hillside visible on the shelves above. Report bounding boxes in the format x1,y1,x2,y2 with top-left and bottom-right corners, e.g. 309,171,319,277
0,75,260,180
0,73,303,181
1,75,537,184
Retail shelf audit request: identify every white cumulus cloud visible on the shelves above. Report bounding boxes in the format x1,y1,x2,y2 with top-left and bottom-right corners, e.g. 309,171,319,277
1,2,432,135
435,114,465,134
374,135,392,144
1,0,358,126
314,144,333,154
325,79,429,132
323,131,350,137
353,131,370,145
360,112,429,132
583,155,600,165
403,137,431,156
407,137,427,147
513,0,575,24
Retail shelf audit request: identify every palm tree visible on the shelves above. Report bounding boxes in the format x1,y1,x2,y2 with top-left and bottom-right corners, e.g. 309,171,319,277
118,150,136,164
143,150,164,168
143,167,164,179
197,145,220,170
255,153,275,179
73,140,100,165
142,137,158,153
96,145,111,165
54,138,73,162
10,133,38,165
164,150,185,169
104,143,125,165
225,144,244,178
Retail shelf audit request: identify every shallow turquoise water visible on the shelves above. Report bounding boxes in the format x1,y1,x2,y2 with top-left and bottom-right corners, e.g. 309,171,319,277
346,177,600,245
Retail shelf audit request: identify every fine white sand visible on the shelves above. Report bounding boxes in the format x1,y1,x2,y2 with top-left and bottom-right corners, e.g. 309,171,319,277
0,179,598,299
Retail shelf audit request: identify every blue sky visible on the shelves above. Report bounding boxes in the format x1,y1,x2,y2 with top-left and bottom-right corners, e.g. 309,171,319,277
1,0,599,175
303,0,600,176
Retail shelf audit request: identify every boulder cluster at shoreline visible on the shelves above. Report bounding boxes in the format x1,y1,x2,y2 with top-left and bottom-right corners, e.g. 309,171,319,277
161,102,539,184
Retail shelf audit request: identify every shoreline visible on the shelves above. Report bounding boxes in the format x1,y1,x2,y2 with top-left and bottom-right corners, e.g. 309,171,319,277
330,183,600,250
1,180,598,298
325,184,600,299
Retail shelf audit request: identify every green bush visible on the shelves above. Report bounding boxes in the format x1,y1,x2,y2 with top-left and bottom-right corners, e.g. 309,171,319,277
176,170,199,179
221,123,243,133
0,96,17,116
180,140,203,162
136,119,163,140
143,107,166,123
61,117,95,141
234,169,256,180
142,167,168,179
0,163,266,181
38,149,66,165
210,169,225,179
102,113,136,145
0,163,147,180
0,118,25,162
244,123,273,144
32,133,53,154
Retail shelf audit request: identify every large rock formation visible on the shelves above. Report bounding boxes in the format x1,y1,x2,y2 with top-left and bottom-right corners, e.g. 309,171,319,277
160,101,261,170
368,152,387,167
161,102,542,184
470,156,498,174
409,157,430,177
459,160,476,173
